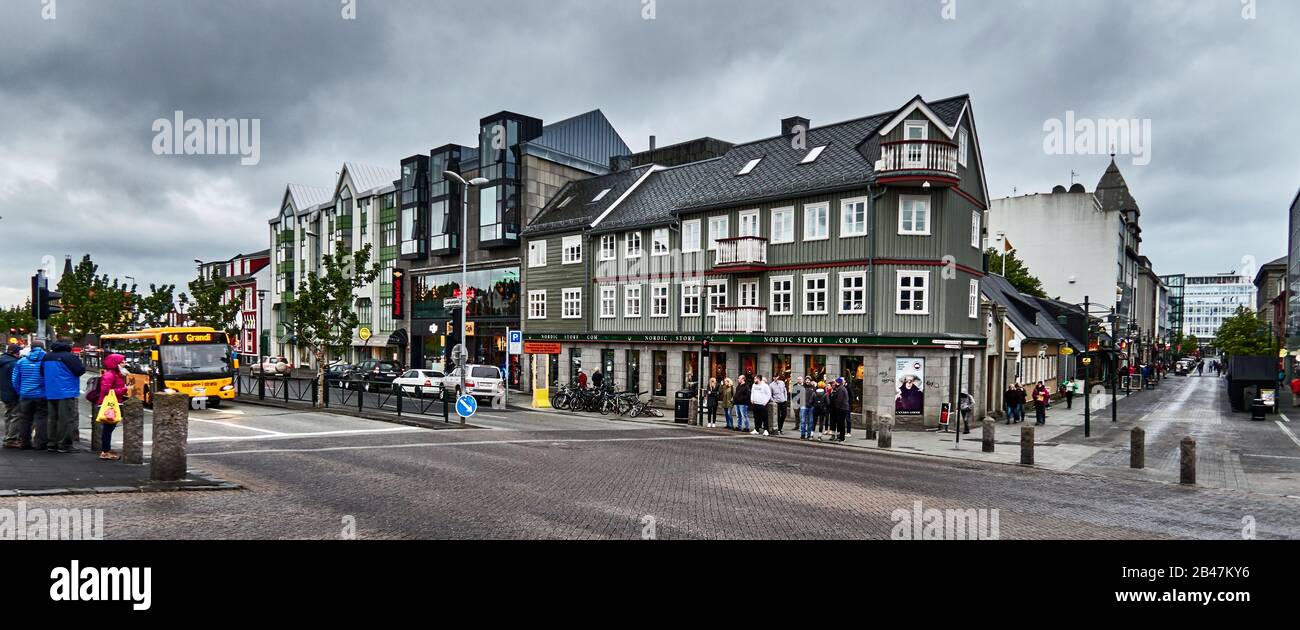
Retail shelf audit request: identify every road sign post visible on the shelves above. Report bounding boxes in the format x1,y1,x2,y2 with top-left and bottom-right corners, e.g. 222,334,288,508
456,394,477,420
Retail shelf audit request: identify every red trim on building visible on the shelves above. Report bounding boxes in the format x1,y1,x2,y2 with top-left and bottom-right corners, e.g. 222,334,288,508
876,175,960,187
952,186,987,210
600,258,985,281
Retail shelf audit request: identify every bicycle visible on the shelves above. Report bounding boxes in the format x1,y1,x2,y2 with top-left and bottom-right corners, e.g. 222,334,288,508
625,392,664,418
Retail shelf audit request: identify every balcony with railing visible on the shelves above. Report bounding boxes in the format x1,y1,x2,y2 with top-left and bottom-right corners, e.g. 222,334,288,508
714,307,767,334
713,236,768,270
877,140,959,183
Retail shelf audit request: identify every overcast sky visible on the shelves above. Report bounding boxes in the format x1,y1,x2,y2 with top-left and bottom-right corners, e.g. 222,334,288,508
1,0,1296,307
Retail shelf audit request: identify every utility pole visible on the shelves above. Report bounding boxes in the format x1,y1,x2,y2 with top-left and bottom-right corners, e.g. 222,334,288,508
1111,308,1119,423
1083,295,1090,438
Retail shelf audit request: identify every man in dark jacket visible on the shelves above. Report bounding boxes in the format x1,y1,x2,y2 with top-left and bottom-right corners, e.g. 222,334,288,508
11,341,48,449
0,344,20,447
732,375,751,432
831,379,851,442
42,339,86,452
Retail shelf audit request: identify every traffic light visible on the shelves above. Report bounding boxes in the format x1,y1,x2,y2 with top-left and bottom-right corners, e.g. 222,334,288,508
701,339,711,356
39,286,62,319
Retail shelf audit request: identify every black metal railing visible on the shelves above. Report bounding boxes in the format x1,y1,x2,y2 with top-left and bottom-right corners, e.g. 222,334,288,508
237,373,453,422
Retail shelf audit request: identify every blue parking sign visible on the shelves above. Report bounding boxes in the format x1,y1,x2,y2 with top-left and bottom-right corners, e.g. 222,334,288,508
456,394,478,418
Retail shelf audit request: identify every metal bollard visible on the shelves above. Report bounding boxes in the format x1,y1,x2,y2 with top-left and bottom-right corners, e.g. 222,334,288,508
122,397,145,465
443,393,449,422
982,418,995,453
396,383,403,416
1130,427,1145,469
150,392,189,481
876,417,892,448
1180,436,1196,485
1020,425,1034,465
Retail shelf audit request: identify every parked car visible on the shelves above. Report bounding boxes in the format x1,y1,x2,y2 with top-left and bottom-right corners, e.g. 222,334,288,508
251,356,294,376
325,362,359,383
352,360,404,392
392,369,445,398
440,365,506,402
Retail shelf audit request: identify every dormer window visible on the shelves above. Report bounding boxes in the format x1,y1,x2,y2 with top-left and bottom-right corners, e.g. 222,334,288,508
800,145,828,164
592,188,611,203
737,158,762,176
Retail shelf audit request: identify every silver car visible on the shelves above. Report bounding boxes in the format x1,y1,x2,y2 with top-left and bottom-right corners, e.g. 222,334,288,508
441,365,506,402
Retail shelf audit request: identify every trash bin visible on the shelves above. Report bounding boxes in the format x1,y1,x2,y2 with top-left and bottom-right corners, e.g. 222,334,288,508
674,389,696,424
1250,398,1267,421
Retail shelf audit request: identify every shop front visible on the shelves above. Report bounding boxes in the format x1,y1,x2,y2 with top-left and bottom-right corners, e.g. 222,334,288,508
409,265,520,382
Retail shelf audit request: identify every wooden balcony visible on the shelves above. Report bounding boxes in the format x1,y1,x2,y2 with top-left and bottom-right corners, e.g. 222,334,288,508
877,140,959,184
715,307,767,334
713,236,768,270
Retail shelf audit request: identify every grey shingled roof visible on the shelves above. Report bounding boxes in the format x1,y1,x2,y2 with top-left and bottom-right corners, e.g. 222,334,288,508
982,274,1069,342
1095,158,1139,215
593,159,722,233
523,164,654,236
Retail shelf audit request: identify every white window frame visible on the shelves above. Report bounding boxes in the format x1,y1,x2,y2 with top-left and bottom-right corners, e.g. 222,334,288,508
562,235,582,265
840,197,868,238
682,219,702,253
528,240,547,268
838,271,867,315
738,209,761,238
770,207,794,244
562,288,582,320
599,285,617,319
958,128,969,167
681,282,702,317
600,234,617,261
971,210,981,248
624,284,642,318
528,290,547,320
896,271,930,315
899,195,931,236
708,216,729,250
769,276,794,315
625,231,642,259
650,283,670,318
652,228,670,257
707,280,728,317
803,202,830,241
968,279,979,319
904,121,928,169
802,273,829,315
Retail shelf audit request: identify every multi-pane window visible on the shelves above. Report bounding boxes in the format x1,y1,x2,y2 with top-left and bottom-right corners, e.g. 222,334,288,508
625,284,642,318
841,198,868,237
562,235,582,264
708,216,729,250
971,210,981,248
771,207,794,244
958,128,969,167
804,203,829,240
899,195,930,235
562,288,582,319
681,283,702,317
528,290,547,319
651,284,669,317
969,279,979,318
600,286,616,319
600,234,617,261
626,232,643,258
897,271,929,314
707,281,728,316
803,274,828,314
682,220,702,252
839,272,866,314
652,228,670,256
770,276,793,315
528,240,547,268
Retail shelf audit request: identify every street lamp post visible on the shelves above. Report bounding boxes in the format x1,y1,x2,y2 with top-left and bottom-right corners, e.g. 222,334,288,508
257,289,268,369
443,170,490,424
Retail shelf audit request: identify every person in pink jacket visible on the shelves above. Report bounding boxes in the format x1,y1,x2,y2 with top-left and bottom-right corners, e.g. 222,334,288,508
93,353,129,460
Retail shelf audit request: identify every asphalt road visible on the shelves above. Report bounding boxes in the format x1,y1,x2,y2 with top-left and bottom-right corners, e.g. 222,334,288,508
9,388,1298,540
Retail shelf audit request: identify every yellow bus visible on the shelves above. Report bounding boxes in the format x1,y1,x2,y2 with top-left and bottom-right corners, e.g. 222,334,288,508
99,327,239,407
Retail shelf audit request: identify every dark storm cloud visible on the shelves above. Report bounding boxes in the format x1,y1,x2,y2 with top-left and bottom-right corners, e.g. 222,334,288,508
0,0,1296,306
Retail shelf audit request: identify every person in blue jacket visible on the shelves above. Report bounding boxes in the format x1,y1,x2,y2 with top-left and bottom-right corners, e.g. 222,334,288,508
42,339,86,453
10,341,48,450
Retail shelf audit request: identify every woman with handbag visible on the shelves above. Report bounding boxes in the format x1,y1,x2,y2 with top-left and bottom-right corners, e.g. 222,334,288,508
93,353,129,460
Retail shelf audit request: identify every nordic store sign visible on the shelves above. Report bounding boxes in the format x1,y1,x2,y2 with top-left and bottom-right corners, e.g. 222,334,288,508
524,333,985,348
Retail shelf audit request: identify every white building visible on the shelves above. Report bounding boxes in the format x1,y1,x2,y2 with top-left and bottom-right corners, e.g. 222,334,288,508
1183,273,1255,343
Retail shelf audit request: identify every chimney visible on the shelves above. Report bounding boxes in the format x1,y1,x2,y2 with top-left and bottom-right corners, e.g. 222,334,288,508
649,135,656,152
782,116,810,137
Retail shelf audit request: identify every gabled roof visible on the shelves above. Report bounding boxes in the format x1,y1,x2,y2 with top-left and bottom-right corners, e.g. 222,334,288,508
982,274,1069,343
876,94,965,140
523,164,654,237
595,159,721,233
286,184,332,211
338,162,399,198
530,109,631,169
1254,255,1288,286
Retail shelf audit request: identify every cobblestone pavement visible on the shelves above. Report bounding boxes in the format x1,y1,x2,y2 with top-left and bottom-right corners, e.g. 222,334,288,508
2,396,1297,539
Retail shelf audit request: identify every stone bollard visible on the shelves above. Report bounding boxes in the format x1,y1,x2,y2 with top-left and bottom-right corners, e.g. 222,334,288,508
982,418,995,453
1020,425,1034,465
1180,436,1196,485
1130,427,1145,469
862,414,876,440
150,392,190,481
90,405,102,452
876,417,893,448
122,397,145,465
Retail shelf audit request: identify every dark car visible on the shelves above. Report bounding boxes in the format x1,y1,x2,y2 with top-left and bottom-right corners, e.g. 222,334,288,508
325,363,359,383
353,360,403,392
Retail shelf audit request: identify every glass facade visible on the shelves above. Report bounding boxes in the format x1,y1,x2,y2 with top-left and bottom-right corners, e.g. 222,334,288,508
411,267,521,320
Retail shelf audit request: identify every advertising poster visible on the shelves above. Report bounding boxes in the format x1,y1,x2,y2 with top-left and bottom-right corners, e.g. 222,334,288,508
895,357,925,416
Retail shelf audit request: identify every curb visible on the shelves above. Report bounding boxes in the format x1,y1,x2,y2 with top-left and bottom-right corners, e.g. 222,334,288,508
0,468,242,498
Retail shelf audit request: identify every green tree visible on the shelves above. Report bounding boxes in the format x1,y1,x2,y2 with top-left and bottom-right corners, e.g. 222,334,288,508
985,248,1048,298
287,244,381,403
179,275,245,337
0,303,36,338
1178,333,1199,356
49,255,137,340
1215,307,1273,357
136,283,178,329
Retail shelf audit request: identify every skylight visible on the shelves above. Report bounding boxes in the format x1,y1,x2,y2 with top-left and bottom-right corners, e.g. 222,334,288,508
592,188,611,202
801,145,828,164
737,157,763,176
557,195,574,209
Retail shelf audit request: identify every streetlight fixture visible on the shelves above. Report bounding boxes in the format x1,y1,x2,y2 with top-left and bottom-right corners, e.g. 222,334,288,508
443,170,489,423
257,289,269,369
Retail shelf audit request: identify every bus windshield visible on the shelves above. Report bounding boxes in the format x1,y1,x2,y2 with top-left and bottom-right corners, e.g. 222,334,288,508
159,344,232,379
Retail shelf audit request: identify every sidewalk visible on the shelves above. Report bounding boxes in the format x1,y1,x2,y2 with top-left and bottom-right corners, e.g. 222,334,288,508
0,448,237,497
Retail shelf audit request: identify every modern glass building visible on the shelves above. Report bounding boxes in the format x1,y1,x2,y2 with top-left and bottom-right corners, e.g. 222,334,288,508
1182,273,1255,344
